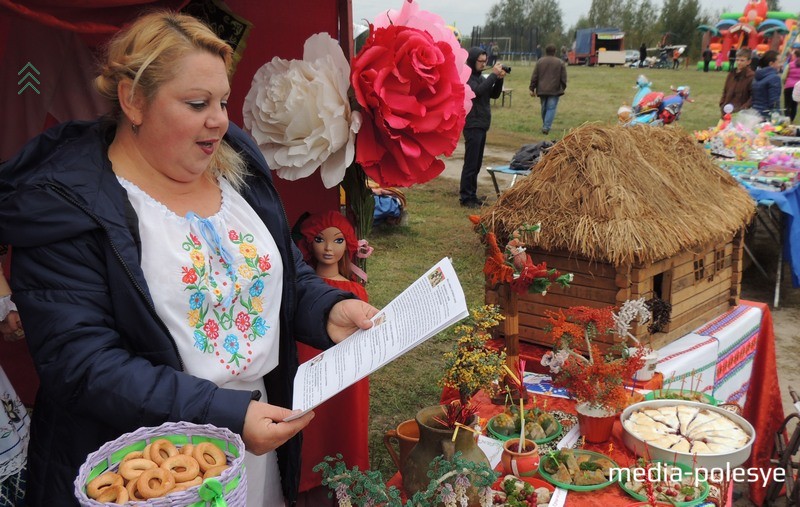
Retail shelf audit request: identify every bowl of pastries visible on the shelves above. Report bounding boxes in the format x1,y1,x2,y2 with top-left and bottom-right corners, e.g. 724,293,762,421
620,400,755,469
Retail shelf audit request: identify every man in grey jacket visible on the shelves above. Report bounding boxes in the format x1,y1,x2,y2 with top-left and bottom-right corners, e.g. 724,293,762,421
529,44,567,135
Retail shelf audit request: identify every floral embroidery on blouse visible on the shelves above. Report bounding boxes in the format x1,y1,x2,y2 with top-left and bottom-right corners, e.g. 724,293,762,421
181,229,273,375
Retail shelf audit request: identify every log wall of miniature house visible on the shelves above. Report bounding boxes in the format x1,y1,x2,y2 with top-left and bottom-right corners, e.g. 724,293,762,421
486,230,745,353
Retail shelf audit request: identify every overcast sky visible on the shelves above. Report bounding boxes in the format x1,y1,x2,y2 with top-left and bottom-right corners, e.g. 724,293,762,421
353,0,800,33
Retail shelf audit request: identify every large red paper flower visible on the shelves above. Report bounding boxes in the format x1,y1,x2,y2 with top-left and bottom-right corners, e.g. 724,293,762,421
352,24,467,187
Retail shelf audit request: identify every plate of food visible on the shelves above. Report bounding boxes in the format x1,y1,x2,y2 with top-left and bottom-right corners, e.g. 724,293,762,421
487,406,562,444
620,400,755,469
617,459,710,506
644,389,718,405
490,474,554,506
537,448,619,491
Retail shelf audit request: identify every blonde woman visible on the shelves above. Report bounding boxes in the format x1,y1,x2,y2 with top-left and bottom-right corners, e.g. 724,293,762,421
0,11,376,506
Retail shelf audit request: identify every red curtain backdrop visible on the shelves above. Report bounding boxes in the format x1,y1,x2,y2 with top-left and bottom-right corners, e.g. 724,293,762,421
0,0,341,224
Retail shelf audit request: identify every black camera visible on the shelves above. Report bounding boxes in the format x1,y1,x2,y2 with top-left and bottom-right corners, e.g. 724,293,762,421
502,65,512,73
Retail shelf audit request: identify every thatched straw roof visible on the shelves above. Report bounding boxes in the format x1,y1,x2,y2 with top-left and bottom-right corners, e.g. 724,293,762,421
479,124,755,266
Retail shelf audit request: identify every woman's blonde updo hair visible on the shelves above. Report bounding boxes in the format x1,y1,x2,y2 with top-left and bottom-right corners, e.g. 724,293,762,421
96,10,247,187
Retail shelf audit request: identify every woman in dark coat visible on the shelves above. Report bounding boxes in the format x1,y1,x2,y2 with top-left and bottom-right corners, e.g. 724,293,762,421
0,11,376,506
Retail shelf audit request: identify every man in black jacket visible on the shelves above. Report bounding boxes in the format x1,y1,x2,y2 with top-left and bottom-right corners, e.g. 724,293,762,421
459,47,506,208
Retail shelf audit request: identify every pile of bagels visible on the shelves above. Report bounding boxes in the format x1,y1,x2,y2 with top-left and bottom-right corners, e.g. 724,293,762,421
85,439,230,504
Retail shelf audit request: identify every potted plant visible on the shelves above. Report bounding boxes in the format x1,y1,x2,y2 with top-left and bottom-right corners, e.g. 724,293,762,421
439,304,507,415
540,300,649,442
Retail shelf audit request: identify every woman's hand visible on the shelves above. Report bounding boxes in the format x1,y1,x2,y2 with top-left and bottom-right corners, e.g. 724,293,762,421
0,310,23,341
241,401,314,455
326,299,378,343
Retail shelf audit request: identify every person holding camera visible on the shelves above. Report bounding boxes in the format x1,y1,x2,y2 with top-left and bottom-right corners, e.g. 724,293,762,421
529,44,567,135
459,47,506,208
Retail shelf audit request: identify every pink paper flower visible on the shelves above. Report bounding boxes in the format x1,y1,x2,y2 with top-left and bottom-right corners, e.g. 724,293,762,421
373,0,473,112
352,23,467,187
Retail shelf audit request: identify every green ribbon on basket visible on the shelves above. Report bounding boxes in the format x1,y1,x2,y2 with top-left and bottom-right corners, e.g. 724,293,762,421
190,478,227,507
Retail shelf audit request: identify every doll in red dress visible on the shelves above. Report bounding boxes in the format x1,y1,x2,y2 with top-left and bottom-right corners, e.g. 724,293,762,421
295,211,370,502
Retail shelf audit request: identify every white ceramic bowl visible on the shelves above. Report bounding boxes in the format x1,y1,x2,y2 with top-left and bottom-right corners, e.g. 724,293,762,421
620,399,755,469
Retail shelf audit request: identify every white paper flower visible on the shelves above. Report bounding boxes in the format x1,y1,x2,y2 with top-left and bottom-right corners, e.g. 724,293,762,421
242,33,361,188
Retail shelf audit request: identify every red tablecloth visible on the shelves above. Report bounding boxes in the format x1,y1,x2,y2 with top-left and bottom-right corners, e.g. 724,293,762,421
739,301,784,505
389,301,783,505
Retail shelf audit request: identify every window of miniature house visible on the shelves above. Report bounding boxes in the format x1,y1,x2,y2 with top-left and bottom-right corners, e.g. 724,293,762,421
693,258,705,282
715,247,725,272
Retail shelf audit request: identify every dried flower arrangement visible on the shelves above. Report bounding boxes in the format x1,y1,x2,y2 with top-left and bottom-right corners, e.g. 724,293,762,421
438,305,506,428
540,299,652,413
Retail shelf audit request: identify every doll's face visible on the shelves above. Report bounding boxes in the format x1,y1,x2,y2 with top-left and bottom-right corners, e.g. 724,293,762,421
312,227,347,267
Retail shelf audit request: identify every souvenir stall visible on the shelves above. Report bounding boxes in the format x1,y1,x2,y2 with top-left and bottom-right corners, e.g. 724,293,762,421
695,110,800,308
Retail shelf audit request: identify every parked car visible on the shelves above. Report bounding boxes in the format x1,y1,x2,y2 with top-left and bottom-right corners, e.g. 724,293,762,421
625,49,640,64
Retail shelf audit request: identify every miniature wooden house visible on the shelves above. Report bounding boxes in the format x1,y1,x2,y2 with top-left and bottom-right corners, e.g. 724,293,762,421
480,125,755,354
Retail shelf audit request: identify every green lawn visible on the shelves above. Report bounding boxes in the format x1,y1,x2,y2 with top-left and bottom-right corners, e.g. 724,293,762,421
486,62,730,150
361,62,743,481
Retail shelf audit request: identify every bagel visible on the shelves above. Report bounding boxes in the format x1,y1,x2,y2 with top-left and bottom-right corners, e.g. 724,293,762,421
120,450,143,463
161,454,200,483
119,457,157,482
180,443,195,456
142,442,153,461
149,438,179,466
125,477,146,502
171,475,203,492
192,442,226,473
94,484,129,504
136,467,176,499
86,471,123,499
203,464,229,479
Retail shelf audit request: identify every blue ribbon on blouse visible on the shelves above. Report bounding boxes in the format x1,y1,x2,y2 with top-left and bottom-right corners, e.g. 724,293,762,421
186,211,236,308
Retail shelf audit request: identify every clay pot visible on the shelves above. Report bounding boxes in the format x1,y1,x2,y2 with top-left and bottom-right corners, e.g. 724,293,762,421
383,419,419,474
500,438,539,477
575,402,617,443
401,406,489,500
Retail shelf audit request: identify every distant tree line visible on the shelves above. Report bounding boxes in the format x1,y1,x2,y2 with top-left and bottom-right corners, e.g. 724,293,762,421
470,0,785,60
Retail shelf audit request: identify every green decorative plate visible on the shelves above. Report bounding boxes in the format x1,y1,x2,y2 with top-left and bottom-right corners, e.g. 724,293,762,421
537,449,619,491
486,414,562,445
644,389,718,406
617,460,710,506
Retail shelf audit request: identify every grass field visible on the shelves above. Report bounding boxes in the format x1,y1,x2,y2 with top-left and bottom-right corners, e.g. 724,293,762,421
486,62,730,150
360,62,748,481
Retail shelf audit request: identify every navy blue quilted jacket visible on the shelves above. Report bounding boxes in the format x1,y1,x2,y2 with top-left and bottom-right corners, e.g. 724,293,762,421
0,120,348,506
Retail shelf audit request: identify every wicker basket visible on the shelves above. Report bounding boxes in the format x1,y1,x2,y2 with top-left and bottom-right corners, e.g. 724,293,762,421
74,421,247,506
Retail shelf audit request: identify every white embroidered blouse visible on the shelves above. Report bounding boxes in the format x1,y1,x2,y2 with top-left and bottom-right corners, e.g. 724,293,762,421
117,177,283,385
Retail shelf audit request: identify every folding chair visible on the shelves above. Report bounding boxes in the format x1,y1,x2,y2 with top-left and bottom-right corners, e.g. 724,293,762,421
485,165,531,197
